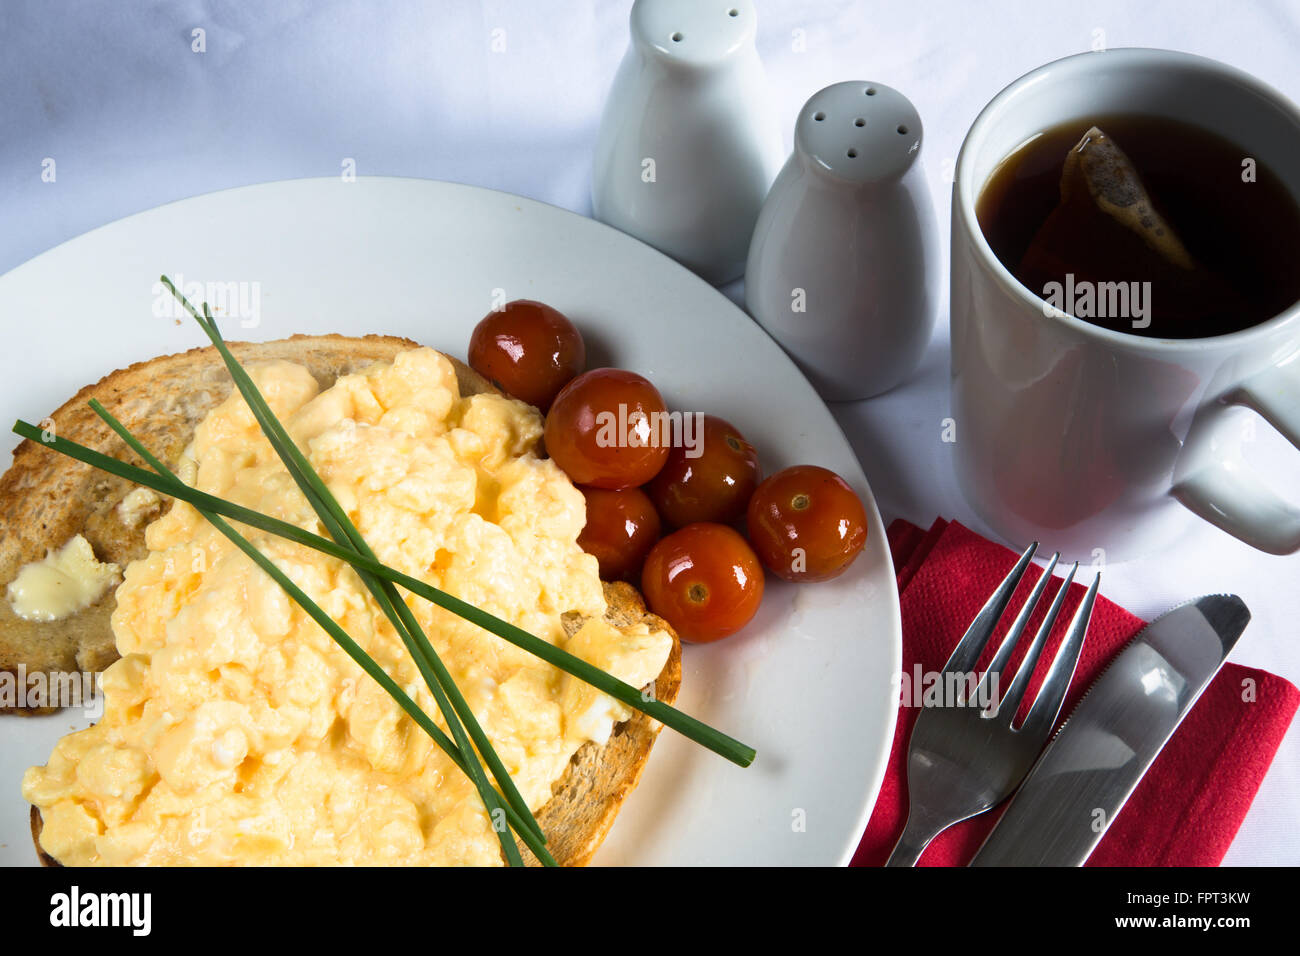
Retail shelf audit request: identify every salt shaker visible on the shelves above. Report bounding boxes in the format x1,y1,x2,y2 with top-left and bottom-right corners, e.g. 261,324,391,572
745,81,938,400
591,0,785,285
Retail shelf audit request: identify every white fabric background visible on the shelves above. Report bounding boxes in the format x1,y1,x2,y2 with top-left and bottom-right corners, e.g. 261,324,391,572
2,0,1297,865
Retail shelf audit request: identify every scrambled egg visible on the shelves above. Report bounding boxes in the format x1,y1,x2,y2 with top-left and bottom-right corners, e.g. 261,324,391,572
23,348,672,865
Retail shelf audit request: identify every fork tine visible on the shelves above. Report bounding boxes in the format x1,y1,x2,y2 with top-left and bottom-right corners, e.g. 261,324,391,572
941,542,1038,676
1018,572,1100,740
971,553,1059,706
996,562,1079,724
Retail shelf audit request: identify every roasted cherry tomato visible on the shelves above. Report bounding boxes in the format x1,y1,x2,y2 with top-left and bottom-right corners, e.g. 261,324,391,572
544,368,670,489
646,414,760,528
746,465,868,582
641,523,765,643
576,486,662,582
468,299,585,411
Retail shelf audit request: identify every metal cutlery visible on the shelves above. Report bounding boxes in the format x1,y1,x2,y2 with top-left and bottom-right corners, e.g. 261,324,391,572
969,593,1250,866
885,542,1099,866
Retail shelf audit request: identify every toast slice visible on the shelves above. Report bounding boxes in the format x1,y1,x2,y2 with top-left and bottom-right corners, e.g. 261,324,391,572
15,336,680,865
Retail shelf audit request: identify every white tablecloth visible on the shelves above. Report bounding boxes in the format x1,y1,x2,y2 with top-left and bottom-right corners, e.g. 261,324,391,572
2,0,1296,865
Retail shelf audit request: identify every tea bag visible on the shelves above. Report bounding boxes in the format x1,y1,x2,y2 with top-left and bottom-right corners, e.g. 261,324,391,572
1061,127,1195,269
1017,126,1248,333
1019,126,1197,281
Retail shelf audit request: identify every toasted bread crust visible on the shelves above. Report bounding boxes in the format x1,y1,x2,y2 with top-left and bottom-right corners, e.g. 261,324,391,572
527,581,682,866
21,337,680,866
30,806,57,868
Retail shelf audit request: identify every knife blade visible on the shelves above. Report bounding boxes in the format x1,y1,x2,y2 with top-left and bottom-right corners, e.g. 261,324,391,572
968,593,1250,867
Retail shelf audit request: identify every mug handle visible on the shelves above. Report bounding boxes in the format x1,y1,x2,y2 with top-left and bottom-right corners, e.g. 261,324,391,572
1172,358,1300,554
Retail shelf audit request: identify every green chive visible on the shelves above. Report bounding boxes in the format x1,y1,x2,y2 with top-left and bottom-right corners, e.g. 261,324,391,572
13,416,755,769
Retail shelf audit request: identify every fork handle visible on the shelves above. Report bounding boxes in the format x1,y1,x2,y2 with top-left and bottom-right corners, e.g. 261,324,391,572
884,813,947,867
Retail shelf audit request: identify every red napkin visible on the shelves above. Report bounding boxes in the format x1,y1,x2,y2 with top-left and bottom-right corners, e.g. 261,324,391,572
852,518,1300,867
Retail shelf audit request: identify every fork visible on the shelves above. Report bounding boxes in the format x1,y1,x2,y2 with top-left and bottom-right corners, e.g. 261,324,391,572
884,542,1099,866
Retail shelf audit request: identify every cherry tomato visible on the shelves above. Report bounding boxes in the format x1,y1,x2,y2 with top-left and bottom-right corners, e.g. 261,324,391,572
576,486,662,582
646,414,760,528
468,300,585,411
641,523,765,643
746,465,868,582
544,368,670,489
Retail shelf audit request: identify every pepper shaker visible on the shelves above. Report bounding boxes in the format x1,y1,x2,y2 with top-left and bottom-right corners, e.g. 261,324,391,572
591,0,784,285
744,81,938,400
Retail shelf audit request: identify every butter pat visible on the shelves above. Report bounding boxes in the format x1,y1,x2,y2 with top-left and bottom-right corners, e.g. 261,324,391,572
116,487,161,527
7,534,121,622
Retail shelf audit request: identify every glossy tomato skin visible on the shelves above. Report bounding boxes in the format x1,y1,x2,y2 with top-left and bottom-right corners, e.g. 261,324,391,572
576,486,662,582
544,368,670,489
746,465,868,582
641,523,765,643
467,300,585,411
646,415,760,528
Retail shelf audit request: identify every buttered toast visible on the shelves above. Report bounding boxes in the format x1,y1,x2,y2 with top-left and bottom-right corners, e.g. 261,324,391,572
10,336,679,866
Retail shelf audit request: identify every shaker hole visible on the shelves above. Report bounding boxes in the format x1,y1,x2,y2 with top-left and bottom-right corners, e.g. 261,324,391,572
854,118,865,127
672,32,683,42
865,87,877,96
847,148,858,158
813,111,826,121
897,124,909,135
728,8,739,15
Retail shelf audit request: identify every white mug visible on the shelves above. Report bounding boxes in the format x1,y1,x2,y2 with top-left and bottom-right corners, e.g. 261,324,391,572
951,48,1300,559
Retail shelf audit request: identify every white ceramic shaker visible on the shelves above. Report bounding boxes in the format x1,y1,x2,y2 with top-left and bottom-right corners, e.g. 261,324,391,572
591,0,785,285
745,81,939,400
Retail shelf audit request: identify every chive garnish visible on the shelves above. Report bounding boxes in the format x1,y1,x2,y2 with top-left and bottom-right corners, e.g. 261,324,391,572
12,415,756,768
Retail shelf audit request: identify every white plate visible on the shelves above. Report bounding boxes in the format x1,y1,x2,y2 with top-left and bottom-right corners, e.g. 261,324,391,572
0,178,901,866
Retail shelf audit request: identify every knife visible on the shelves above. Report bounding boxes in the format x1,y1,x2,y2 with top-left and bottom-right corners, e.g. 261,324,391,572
968,593,1250,867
